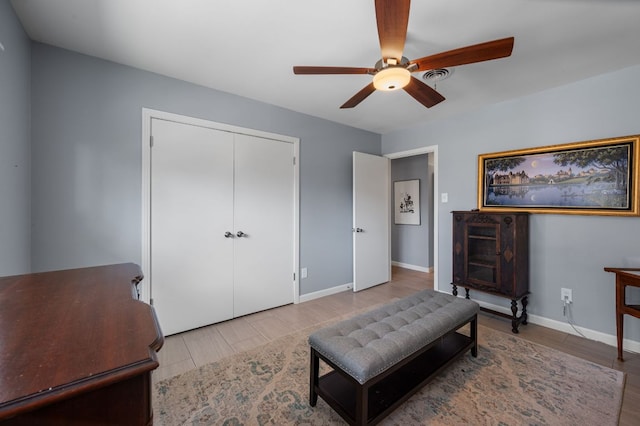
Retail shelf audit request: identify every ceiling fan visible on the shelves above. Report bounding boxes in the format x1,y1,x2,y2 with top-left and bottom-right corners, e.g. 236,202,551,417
293,0,514,109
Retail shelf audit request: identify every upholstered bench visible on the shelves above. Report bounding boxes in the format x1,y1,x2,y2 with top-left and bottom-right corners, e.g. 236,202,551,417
308,289,479,426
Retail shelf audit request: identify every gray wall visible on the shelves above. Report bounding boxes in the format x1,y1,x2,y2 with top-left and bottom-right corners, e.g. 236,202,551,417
0,1,30,276
29,43,381,295
382,64,640,343
390,154,433,269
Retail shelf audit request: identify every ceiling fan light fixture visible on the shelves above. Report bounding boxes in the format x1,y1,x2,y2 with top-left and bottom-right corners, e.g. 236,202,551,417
373,67,410,91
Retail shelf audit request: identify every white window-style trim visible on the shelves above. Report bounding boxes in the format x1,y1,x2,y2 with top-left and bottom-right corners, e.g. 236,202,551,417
141,108,300,304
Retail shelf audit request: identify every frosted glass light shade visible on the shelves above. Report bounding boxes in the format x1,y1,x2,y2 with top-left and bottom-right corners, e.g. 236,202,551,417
372,67,410,91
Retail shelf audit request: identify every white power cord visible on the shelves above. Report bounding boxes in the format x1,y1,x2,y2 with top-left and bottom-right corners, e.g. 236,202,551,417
563,299,588,339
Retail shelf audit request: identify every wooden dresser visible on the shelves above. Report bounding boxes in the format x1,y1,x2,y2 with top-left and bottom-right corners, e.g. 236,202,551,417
0,263,163,425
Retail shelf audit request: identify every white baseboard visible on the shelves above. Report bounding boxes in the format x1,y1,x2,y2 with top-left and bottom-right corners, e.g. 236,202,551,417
475,299,640,355
391,261,432,273
299,282,353,303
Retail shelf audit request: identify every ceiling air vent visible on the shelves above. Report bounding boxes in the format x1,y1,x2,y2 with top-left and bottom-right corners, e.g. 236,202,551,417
422,68,453,83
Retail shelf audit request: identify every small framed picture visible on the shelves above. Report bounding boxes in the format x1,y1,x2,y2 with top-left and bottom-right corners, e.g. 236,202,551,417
394,179,420,225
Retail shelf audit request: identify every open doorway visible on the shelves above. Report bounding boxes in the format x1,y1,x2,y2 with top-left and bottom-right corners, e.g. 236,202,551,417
385,145,439,291
390,153,434,270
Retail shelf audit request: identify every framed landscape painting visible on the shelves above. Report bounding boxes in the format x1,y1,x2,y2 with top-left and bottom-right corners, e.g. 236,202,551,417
478,135,640,216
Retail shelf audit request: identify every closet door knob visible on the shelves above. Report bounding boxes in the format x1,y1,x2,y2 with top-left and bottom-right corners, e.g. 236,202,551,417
224,232,234,238
236,231,246,238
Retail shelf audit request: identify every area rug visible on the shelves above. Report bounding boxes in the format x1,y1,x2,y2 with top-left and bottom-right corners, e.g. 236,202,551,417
153,324,625,425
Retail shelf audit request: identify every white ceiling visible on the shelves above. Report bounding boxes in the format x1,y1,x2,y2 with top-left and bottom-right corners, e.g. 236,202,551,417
10,0,640,134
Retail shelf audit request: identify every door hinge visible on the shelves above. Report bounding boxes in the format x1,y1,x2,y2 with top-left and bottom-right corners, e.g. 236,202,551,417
150,135,154,147
293,156,296,166
293,272,296,281
150,297,154,305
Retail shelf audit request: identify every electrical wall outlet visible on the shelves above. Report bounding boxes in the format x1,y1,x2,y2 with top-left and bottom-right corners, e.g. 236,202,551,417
561,288,572,303
301,267,308,279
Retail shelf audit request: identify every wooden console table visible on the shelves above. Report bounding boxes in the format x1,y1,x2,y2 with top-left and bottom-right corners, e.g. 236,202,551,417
0,263,163,425
604,267,640,361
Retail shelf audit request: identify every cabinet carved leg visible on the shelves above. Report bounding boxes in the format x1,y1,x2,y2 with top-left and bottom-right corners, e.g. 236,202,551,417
451,285,529,334
510,299,520,333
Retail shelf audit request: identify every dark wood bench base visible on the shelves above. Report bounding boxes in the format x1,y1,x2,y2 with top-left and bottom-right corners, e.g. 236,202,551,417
309,314,477,426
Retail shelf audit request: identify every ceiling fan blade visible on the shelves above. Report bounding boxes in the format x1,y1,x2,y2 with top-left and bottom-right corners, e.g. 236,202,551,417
403,76,445,108
413,37,515,71
293,66,375,75
375,0,411,62
340,83,376,109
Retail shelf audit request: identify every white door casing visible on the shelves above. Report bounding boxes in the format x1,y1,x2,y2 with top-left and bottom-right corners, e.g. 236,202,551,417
385,146,439,291
353,151,391,292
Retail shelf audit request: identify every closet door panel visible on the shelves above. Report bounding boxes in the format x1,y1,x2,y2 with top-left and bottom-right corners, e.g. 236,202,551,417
151,119,234,335
233,134,294,316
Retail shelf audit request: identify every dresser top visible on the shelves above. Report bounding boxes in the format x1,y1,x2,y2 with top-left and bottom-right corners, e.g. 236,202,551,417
0,263,163,418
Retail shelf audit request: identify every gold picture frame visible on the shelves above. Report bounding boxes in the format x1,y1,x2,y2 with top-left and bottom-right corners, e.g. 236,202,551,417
478,135,640,216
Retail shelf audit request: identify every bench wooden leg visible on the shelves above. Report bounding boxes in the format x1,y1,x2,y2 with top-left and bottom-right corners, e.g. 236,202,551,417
309,349,319,406
355,383,367,426
471,315,478,357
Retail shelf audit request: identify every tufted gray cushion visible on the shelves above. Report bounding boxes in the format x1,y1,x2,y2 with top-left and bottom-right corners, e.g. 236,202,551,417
309,289,479,384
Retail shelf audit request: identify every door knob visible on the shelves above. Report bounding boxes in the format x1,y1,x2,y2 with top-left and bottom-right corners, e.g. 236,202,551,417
236,231,246,238
224,232,234,238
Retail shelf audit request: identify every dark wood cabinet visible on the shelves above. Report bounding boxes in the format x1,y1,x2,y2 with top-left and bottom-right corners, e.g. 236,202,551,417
452,211,529,332
0,263,163,425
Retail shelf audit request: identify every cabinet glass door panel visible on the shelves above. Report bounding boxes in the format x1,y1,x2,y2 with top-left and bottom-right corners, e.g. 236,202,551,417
465,223,500,288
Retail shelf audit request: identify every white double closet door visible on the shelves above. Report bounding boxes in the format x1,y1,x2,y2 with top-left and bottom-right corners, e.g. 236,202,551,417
151,119,294,336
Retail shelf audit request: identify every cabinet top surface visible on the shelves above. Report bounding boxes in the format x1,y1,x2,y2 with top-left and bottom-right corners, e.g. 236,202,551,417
0,263,163,416
451,210,530,216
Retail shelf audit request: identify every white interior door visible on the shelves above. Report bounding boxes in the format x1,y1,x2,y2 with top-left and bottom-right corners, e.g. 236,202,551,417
151,119,234,335
233,134,294,316
353,151,391,291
